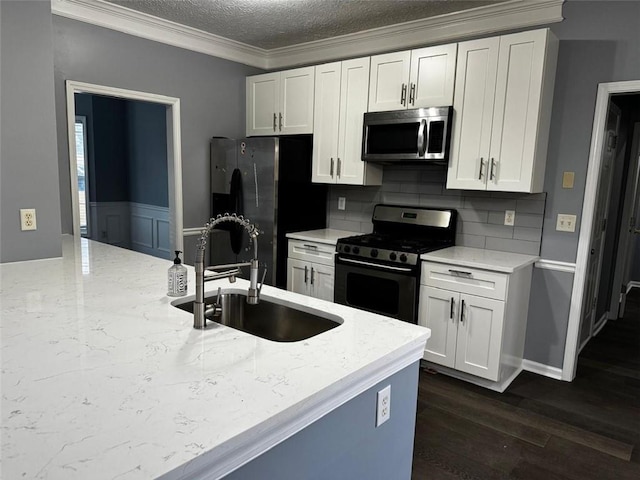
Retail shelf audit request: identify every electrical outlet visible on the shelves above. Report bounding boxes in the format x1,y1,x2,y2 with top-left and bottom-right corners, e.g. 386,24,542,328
504,210,515,226
338,197,346,211
556,214,577,232
376,385,391,427
20,209,37,231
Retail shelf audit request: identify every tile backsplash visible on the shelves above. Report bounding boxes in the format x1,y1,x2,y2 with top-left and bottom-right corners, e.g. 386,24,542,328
327,165,546,256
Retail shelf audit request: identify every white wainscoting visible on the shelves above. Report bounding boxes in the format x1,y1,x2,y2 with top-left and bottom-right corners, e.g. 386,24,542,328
89,202,170,259
130,202,171,259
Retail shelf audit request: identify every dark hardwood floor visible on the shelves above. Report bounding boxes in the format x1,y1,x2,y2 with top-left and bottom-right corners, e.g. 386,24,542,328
412,289,640,479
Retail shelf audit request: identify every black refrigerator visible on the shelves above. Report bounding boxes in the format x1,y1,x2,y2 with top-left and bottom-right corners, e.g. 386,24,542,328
209,135,327,289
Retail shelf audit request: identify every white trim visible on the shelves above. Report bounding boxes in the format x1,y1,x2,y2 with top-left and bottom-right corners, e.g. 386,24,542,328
267,0,564,69
51,0,563,70
181,343,425,479
562,80,640,382
592,313,608,337
521,359,563,381
421,362,523,393
65,80,184,254
535,259,576,273
51,0,268,69
627,281,640,293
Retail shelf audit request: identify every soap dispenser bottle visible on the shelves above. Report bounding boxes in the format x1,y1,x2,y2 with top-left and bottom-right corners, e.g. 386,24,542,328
167,250,187,297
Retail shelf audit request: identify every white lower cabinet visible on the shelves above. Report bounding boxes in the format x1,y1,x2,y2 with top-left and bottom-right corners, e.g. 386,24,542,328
419,256,533,391
287,240,335,301
420,286,504,380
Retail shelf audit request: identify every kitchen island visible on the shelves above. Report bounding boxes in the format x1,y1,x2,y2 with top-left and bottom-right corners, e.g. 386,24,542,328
1,236,429,479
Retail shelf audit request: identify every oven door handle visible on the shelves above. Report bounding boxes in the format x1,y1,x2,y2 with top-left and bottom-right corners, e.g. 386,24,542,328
338,257,414,273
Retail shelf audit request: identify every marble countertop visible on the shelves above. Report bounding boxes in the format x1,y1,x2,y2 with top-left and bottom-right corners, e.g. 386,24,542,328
1,236,428,480
285,228,360,245
421,246,539,273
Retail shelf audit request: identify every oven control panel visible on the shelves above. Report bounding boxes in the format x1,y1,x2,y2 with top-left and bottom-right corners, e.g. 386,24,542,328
336,244,419,266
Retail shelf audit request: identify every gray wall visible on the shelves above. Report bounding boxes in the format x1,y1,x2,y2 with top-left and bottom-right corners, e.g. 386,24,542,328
52,15,262,235
220,363,419,480
525,0,640,367
0,1,62,263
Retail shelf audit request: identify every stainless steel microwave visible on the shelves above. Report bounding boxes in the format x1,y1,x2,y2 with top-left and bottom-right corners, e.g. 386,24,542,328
362,106,453,163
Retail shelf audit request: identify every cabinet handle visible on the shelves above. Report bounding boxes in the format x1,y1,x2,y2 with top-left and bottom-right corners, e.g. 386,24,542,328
303,244,318,249
310,267,315,285
490,158,496,181
279,112,283,131
330,158,334,177
409,83,416,105
460,299,465,323
478,158,485,180
304,265,308,284
450,297,455,319
273,113,277,132
337,158,341,177
448,269,473,277
401,83,407,106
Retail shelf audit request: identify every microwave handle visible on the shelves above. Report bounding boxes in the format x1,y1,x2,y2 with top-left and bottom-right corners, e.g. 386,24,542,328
418,119,427,157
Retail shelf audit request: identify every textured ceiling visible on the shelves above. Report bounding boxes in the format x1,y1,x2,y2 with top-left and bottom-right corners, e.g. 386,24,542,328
104,0,509,49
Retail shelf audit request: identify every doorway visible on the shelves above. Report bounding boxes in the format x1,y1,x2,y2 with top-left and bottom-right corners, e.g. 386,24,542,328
65,81,183,255
563,81,640,381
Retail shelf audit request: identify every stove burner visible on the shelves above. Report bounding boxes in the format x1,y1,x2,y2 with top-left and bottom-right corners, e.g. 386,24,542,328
335,205,457,267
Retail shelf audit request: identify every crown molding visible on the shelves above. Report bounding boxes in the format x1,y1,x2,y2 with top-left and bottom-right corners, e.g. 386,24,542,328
51,0,269,69
266,0,565,69
51,0,564,71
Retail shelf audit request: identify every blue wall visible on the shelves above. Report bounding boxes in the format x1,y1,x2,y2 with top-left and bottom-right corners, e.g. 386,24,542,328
127,101,169,207
220,363,419,480
74,93,169,207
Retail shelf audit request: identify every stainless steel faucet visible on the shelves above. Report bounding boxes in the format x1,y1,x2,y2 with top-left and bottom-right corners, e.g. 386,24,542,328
193,213,265,329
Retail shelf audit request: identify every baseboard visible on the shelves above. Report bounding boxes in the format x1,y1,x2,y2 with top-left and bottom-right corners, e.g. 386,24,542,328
521,359,563,380
592,314,608,337
627,281,640,293
420,361,522,393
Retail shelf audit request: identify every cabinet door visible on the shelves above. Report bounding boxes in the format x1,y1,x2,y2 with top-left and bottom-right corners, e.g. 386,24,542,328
280,67,315,134
368,51,411,112
488,29,550,192
310,262,334,302
409,44,457,108
246,72,280,136
419,286,458,368
454,294,505,381
337,57,375,185
446,37,499,190
287,258,310,296
312,63,341,183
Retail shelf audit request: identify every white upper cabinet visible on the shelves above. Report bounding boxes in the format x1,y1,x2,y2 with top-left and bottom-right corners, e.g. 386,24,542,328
447,29,559,192
368,44,457,112
246,66,315,136
312,58,382,185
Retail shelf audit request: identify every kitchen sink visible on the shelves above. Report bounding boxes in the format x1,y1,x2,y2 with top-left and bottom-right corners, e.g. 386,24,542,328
172,291,342,342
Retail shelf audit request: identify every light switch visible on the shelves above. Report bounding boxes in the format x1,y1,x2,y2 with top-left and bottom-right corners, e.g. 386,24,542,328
338,197,346,211
562,172,575,189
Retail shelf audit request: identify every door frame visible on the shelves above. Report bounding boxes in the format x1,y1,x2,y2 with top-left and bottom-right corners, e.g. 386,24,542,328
65,80,183,253
563,80,640,381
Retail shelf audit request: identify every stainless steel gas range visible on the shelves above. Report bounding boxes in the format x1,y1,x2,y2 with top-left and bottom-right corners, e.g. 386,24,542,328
334,204,457,324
